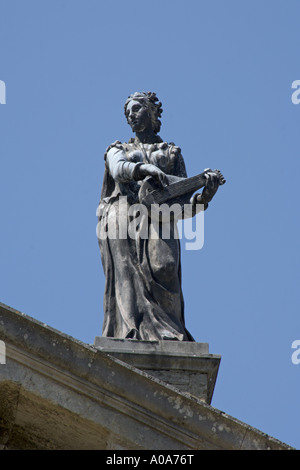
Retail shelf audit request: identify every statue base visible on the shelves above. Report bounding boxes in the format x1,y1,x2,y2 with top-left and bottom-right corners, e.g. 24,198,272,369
93,337,221,405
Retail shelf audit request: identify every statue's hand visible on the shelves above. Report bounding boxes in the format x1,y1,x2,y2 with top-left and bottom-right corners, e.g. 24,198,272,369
201,169,223,203
134,163,169,187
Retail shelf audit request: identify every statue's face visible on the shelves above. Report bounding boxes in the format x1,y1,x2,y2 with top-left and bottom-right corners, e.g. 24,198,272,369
125,99,152,133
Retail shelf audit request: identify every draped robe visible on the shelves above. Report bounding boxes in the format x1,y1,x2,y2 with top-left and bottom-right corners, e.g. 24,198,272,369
97,138,194,341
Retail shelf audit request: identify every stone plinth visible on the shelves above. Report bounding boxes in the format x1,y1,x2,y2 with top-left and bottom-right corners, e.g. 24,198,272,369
94,337,221,404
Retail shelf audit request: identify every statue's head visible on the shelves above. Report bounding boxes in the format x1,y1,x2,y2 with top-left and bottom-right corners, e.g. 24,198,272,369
124,91,163,135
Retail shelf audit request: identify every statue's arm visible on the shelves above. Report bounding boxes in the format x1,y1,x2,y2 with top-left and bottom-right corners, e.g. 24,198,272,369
105,146,143,183
170,146,188,178
170,146,208,213
169,145,225,215
106,146,168,186
191,171,224,211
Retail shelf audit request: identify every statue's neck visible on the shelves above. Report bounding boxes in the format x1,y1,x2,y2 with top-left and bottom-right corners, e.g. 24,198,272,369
134,130,161,144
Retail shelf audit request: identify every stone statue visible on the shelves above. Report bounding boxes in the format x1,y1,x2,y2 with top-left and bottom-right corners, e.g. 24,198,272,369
97,92,225,341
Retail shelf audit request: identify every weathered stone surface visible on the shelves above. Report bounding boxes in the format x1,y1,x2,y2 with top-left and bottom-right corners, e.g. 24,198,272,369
0,302,293,450
98,91,226,342
93,337,220,404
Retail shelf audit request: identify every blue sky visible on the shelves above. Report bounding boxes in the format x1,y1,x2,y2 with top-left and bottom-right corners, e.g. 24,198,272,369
0,0,299,449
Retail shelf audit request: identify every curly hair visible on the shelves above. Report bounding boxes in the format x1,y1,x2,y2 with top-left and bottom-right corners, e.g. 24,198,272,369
124,91,163,134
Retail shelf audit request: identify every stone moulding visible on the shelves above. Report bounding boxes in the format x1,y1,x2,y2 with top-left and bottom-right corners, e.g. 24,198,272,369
0,302,294,450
